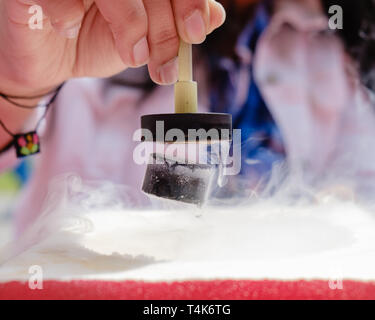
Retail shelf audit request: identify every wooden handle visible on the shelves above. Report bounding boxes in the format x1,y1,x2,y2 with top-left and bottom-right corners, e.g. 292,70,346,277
175,40,198,114
178,40,193,81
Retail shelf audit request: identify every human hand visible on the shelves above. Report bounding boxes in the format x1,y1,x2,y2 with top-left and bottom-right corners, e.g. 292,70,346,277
0,0,226,96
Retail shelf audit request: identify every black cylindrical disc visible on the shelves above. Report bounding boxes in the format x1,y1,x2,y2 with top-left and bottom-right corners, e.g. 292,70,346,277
141,113,232,142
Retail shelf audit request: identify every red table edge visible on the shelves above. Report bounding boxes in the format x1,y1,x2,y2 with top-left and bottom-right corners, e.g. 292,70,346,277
1,279,375,300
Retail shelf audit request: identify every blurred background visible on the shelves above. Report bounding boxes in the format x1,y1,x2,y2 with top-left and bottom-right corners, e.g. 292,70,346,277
1,0,375,247
0,160,33,247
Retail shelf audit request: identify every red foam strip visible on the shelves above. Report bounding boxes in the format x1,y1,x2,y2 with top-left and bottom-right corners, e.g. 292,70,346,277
1,280,374,300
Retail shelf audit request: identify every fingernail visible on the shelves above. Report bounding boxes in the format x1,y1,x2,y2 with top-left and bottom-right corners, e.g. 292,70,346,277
158,58,178,84
184,10,206,43
58,23,81,39
133,36,150,66
214,1,226,26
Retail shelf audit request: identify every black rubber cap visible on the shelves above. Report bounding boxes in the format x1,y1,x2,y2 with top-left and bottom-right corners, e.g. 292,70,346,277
141,113,232,142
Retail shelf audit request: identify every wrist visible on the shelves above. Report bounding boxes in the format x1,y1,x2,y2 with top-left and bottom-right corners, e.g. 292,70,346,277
0,76,61,101
0,101,36,150
0,82,64,149
0,83,63,107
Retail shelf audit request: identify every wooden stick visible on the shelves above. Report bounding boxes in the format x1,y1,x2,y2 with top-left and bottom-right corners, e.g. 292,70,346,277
178,40,193,81
175,40,198,114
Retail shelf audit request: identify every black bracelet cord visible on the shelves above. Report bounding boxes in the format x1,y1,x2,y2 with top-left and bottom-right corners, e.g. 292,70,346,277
0,88,55,100
0,90,56,109
0,83,65,156
0,83,65,138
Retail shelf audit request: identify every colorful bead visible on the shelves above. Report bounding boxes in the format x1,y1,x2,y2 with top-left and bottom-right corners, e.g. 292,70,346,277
14,132,40,158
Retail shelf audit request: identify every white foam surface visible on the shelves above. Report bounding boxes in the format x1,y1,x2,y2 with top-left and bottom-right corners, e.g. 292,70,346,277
1,196,375,283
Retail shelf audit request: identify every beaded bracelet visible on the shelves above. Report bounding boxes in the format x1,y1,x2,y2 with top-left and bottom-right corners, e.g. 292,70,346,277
0,83,65,158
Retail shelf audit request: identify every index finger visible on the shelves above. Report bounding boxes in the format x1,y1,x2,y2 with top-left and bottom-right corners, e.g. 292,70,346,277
172,0,226,44
95,0,150,67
